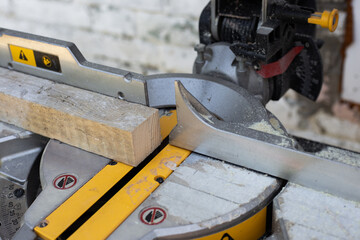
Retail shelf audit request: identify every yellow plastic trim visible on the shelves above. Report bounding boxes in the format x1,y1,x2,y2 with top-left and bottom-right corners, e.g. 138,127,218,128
196,207,267,240
308,9,339,32
159,110,177,140
67,145,190,240
34,163,133,240
9,45,37,67
35,110,180,239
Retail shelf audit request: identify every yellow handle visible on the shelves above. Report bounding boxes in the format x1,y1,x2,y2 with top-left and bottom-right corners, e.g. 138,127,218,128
308,9,339,32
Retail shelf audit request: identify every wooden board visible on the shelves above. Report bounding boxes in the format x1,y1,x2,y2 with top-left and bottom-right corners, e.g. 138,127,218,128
273,183,360,239
0,67,161,166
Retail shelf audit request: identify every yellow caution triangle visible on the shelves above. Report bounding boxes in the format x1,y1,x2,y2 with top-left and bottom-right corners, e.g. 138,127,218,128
9,45,36,67
19,50,28,61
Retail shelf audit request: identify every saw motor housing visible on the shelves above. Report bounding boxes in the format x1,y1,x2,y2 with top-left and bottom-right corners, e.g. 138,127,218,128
194,0,336,104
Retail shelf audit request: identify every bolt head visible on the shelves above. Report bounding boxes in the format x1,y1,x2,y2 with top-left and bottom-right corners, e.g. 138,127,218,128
155,177,164,184
14,188,25,198
253,63,261,71
39,221,48,228
194,43,206,52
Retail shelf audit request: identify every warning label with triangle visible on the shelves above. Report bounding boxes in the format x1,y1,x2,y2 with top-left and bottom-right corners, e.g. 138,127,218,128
9,45,61,72
9,45,36,67
19,50,28,61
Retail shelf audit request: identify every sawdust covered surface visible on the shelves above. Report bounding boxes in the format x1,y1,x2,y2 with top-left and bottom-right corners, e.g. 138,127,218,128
315,146,360,168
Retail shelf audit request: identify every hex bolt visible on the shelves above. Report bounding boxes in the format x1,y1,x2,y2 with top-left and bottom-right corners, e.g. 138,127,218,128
117,91,125,100
164,110,173,116
194,43,206,63
155,177,164,184
253,62,261,71
194,43,206,53
124,72,133,83
13,188,25,198
108,160,117,165
39,221,48,228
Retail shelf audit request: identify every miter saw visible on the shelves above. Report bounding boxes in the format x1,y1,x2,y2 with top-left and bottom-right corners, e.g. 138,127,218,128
1,0,359,240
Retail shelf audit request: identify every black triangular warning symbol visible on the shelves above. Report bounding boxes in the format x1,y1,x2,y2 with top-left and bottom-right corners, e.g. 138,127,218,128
19,50,28,61
221,233,234,240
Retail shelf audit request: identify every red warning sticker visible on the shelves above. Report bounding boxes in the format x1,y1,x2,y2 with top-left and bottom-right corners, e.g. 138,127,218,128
53,174,77,190
140,207,167,225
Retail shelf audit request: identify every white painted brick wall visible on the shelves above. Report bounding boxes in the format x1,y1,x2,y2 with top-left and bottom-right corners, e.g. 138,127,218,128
0,0,208,74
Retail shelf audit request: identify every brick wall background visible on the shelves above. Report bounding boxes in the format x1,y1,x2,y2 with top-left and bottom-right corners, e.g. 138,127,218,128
1,0,359,150
0,0,208,74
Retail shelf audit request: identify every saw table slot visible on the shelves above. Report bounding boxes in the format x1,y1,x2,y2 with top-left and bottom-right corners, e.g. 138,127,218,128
34,162,132,240
61,145,190,240
53,140,168,240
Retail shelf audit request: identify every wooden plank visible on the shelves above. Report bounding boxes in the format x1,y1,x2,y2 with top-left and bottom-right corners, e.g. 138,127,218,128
0,67,161,166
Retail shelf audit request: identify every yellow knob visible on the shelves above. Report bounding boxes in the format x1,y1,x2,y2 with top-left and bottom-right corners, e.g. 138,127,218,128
308,9,339,32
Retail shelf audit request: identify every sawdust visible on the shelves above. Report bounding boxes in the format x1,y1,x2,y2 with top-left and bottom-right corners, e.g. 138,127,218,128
277,138,296,148
269,117,285,135
248,119,297,148
199,113,214,124
315,146,360,168
164,161,177,170
249,119,283,136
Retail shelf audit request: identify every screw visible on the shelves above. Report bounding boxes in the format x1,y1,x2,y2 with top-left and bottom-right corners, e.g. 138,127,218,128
13,188,25,198
108,161,117,165
194,43,206,63
253,62,261,71
155,177,164,184
117,91,125,100
39,221,48,228
124,72,133,83
164,110,173,117
194,43,205,53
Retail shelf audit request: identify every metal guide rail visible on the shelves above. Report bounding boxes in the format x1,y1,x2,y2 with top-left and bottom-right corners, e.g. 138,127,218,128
0,28,147,105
